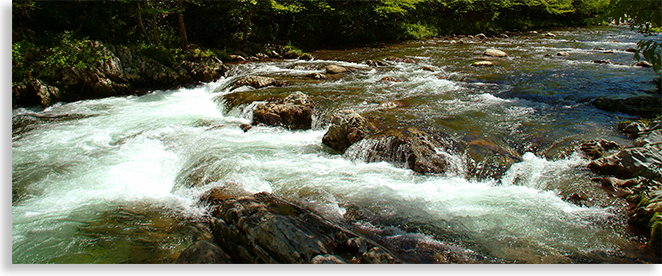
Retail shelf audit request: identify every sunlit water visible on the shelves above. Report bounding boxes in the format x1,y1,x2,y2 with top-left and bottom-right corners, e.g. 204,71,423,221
12,26,660,263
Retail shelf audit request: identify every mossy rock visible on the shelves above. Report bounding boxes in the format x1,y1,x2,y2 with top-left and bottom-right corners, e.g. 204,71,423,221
593,96,662,118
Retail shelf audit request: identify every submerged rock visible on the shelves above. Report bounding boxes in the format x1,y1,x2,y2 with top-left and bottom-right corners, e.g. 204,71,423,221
177,239,232,264
197,184,402,264
635,61,653,68
592,96,662,118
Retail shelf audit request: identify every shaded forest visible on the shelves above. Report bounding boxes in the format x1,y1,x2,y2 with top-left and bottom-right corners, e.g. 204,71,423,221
12,0,617,81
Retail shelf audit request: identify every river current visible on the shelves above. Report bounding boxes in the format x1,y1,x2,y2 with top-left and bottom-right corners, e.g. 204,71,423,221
11,26,660,263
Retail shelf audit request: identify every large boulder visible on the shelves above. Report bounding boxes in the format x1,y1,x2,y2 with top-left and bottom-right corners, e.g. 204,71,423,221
198,184,402,264
252,91,316,130
344,128,453,174
322,110,373,153
176,239,232,264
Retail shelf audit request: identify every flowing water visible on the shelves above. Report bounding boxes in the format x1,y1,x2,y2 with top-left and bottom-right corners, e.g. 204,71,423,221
12,26,661,263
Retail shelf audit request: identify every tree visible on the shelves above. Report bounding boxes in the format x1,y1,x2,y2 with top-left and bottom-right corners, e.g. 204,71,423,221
605,0,662,72
177,0,188,51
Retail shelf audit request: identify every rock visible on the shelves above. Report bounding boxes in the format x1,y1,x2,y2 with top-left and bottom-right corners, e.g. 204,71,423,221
230,55,246,61
625,48,638,53
14,41,232,108
252,91,315,130
462,132,522,180
240,124,253,132
592,59,610,64
307,72,327,80
326,65,349,74
543,32,557,37
421,66,435,72
300,53,314,60
475,33,487,40
592,96,662,118
635,130,662,147
556,52,570,56
635,61,653,68
199,185,402,264
248,56,260,61
232,75,282,90
322,110,373,153
344,128,453,174
12,79,61,107
580,139,621,159
365,60,387,67
483,49,507,57
471,61,495,67
176,239,232,264
620,121,648,137
588,145,662,181
380,76,399,82
256,53,269,59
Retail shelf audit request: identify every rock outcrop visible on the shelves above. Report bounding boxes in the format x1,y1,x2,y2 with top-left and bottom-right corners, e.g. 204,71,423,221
12,41,229,108
188,184,402,264
582,119,662,256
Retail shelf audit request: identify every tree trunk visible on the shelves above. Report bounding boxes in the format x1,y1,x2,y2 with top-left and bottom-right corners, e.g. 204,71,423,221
177,0,188,51
137,1,152,45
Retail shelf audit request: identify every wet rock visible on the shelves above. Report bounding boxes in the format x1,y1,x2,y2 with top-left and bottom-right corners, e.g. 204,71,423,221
483,49,507,57
14,41,229,108
307,72,327,80
462,132,522,180
199,185,402,264
322,110,373,153
252,91,316,130
380,76,399,82
543,32,557,37
635,130,662,147
592,96,662,118
625,48,638,53
592,59,610,64
256,53,269,60
556,52,570,56
365,60,387,67
177,239,232,264
580,139,621,159
12,79,61,107
475,33,487,40
635,61,653,68
240,124,253,132
471,61,495,67
326,65,349,74
588,144,662,181
230,55,246,62
619,121,648,137
345,128,454,174
248,56,260,61
232,75,283,90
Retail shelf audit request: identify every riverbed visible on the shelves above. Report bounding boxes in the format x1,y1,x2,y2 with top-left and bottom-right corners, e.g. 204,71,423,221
12,26,660,263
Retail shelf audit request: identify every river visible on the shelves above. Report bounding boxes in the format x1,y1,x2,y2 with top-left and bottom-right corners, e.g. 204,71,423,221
11,26,660,263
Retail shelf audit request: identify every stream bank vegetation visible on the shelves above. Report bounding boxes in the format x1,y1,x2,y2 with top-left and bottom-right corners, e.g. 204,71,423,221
12,0,627,90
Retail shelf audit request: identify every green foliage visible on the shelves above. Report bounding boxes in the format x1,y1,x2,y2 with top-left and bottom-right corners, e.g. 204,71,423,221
12,0,621,67
43,32,105,71
603,0,662,73
12,32,106,84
